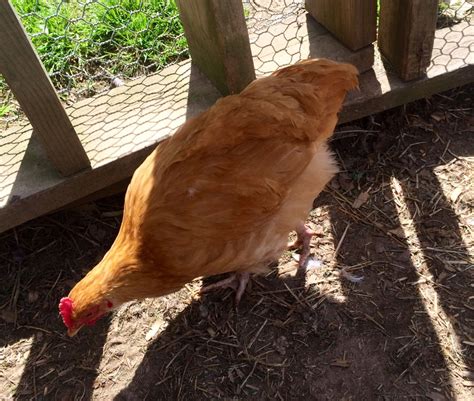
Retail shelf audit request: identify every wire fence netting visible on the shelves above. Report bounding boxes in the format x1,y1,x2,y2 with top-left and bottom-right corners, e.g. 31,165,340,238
0,0,472,205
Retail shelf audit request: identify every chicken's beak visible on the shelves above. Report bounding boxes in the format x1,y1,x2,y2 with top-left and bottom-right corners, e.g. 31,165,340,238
67,324,83,337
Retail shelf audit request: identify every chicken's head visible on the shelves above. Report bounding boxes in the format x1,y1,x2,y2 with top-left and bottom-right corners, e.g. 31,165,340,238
59,296,114,337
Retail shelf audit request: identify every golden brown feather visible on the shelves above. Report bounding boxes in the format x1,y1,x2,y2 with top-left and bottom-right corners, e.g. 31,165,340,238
60,58,358,336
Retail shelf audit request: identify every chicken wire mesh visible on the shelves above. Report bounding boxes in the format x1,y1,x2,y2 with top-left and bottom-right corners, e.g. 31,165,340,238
0,0,187,128
0,61,221,208
1,0,472,123
0,0,473,210
0,0,197,209
16,0,186,95
431,0,474,74
244,0,473,76
244,0,307,76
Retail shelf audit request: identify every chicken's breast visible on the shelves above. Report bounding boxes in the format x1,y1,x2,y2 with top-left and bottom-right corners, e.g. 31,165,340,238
118,59,357,282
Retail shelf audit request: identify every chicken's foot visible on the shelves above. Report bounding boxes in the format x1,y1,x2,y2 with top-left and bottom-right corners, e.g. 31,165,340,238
288,223,315,268
200,272,250,305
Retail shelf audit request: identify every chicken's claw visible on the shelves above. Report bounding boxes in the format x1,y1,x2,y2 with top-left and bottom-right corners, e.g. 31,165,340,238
288,224,316,268
200,272,250,306
234,272,250,305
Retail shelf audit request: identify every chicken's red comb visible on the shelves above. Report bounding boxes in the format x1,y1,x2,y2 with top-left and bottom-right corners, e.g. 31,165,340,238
59,297,73,329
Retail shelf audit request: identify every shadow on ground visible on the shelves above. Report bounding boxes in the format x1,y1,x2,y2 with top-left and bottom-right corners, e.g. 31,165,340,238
0,85,472,400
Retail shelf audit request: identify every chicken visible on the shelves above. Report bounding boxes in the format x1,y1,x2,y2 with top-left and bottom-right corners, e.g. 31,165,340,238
59,58,358,336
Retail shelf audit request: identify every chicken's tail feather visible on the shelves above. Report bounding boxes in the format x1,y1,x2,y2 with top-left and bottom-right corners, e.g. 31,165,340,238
257,58,359,142
271,58,359,92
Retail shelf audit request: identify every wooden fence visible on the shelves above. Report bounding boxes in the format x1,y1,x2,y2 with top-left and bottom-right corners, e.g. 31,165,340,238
0,0,473,233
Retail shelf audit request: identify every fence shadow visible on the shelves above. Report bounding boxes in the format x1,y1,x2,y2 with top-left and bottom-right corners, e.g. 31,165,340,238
114,110,472,399
0,203,119,400
1,80,471,399
185,61,221,120
326,183,454,398
397,161,473,379
0,68,220,400
113,269,393,400
326,106,473,397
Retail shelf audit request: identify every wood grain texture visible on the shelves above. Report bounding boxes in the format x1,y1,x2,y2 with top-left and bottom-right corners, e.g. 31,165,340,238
378,0,438,81
305,0,377,51
340,59,474,124
0,60,221,232
176,0,255,95
0,1,90,175
0,16,472,233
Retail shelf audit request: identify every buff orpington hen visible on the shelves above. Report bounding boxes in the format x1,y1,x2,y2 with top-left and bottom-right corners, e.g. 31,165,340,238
59,58,358,336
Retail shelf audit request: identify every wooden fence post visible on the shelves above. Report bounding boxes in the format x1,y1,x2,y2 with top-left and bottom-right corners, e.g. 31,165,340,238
378,0,438,81
176,0,256,95
305,0,377,51
0,1,90,176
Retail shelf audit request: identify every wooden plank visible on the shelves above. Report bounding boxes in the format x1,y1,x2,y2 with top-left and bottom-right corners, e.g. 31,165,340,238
63,179,129,212
0,135,148,232
0,60,221,232
0,1,90,176
378,0,438,81
176,0,255,95
339,56,474,124
305,0,377,51
250,5,374,75
0,18,472,233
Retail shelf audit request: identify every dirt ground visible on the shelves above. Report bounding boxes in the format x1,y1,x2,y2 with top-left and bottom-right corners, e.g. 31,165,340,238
0,85,473,401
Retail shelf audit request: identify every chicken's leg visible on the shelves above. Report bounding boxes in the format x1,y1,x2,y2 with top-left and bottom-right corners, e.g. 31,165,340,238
200,272,250,305
288,223,315,268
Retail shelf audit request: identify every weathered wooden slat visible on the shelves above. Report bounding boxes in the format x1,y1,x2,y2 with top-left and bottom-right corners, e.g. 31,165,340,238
0,16,473,233
305,0,377,51
176,0,255,95
340,57,474,124
378,0,438,81
0,1,90,176
0,60,221,232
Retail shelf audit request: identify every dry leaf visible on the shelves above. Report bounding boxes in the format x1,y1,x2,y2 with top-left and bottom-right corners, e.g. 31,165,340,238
450,186,463,202
330,358,350,368
305,272,319,286
207,327,216,337
352,191,370,209
430,111,445,122
437,271,448,282
145,318,168,341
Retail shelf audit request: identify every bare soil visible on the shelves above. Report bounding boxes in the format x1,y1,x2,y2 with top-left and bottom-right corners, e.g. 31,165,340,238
0,85,473,401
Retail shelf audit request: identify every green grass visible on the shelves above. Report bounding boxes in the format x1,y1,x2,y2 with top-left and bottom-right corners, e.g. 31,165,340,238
4,0,187,101
0,103,10,118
